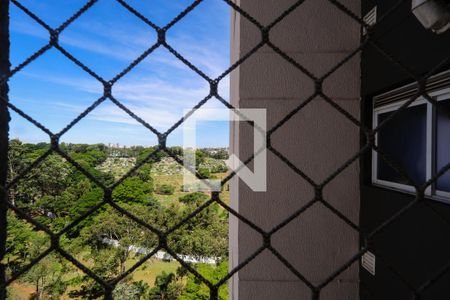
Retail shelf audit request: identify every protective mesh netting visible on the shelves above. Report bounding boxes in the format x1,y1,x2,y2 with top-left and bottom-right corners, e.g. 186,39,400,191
0,0,450,299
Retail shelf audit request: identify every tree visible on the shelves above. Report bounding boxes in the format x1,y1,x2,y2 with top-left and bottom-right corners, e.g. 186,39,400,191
195,150,206,166
68,248,119,299
113,279,150,300
171,194,228,258
80,204,158,275
178,262,228,300
6,213,69,299
7,139,27,205
73,204,160,298
209,149,228,160
148,271,183,300
12,154,70,208
67,185,104,236
112,176,155,205
5,212,47,274
23,254,68,300
6,140,231,299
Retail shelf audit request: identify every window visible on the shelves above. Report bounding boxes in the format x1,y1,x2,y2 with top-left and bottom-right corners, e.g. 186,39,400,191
376,103,427,186
372,75,450,202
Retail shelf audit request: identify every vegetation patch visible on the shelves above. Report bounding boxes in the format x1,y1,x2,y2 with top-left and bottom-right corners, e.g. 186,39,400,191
155,184,176,195
6,140,230,300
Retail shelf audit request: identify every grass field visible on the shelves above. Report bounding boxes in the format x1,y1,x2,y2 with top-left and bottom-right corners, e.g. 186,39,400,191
126,258,180,286
8,257,180,300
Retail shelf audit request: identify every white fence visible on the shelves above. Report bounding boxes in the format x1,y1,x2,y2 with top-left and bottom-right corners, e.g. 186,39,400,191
101,238,219,264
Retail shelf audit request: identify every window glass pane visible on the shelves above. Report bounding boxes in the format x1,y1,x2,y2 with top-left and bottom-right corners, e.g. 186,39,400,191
437,99,450,192
377,104,427,185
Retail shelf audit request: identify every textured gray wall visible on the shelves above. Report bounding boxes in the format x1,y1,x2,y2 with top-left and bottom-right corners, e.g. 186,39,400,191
229,0,361,299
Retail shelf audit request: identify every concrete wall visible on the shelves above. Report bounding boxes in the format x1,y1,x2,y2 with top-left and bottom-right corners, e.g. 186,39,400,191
229,1,361,299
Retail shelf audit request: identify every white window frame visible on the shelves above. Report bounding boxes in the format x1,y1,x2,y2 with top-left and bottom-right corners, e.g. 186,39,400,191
435,88,450,200
372,87,450,204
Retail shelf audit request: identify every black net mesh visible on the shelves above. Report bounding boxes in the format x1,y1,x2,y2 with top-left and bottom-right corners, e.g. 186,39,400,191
0,0,450,299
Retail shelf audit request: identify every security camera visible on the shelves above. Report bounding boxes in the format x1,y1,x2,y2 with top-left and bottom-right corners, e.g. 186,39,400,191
412,0,450,34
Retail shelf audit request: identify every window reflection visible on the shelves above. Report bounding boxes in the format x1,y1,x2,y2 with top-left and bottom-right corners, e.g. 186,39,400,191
377,104,427,185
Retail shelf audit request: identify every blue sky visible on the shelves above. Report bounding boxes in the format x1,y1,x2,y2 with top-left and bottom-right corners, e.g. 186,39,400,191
8,0,230,147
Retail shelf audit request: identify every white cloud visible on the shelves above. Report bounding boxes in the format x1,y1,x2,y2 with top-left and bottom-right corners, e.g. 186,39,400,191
12,15,230,77
10,12,231,131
